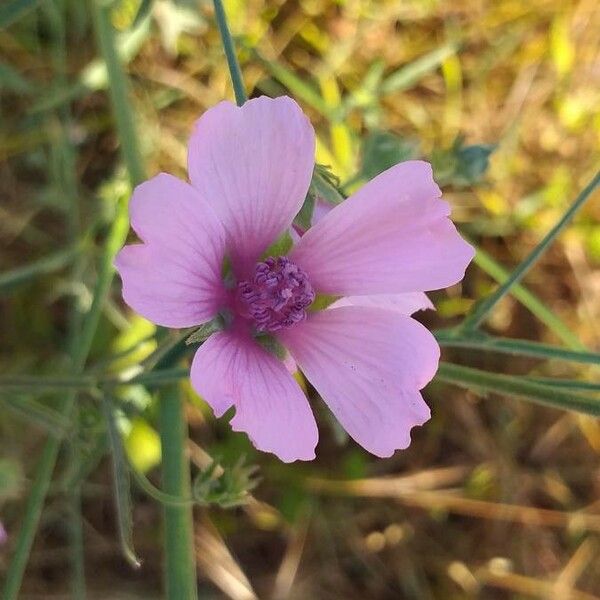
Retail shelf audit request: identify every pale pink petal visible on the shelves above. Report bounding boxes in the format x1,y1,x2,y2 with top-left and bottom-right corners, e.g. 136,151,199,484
114,174,226,328
279,306,439,457
191,330,318,462
290,161,474,295
188,96,315,276
331,292,434,315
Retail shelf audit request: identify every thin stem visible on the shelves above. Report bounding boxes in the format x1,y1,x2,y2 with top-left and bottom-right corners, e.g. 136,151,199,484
90,0,146,185
435,332,600,365
89,3,198,596
212,0,247,106
159,384,198,599
51,0,87,593
471,242,583,349
460,170,600,332
1,191,129,600
435,362,600,416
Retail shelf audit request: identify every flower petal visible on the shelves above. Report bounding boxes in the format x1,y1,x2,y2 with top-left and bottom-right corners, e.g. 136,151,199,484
290,161,474,295
114,174,226,328
279,306,439,457
188,96,315,276
190,330,318,462
331,292,434,315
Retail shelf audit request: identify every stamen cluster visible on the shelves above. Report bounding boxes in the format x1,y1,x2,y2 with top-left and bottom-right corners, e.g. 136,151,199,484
237,257,315,332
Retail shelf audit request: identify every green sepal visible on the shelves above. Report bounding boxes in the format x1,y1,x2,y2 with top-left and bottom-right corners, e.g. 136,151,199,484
309,294,339,311
294,163,346,231
255,333,287,360
185,314,227,345
261,230,293,259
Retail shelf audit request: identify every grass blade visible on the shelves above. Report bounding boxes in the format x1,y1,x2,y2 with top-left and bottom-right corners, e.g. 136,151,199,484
0,245,80,294
436,362,600,416
132,0,153,28
252,48,332,117
381,43,458,94
435,332,600,365
0,0,41,29
460,170,600,332
90,0,146,185
3,396,70,437
471,242,582,349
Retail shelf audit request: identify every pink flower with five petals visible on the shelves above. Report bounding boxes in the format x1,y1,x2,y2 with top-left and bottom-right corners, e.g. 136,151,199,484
115,96,474,462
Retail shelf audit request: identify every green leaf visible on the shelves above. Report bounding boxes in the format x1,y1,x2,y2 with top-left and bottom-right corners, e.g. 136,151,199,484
262,230,294,258
431,136,496,188
436,362,600,416
294,189,316,232
460,169,600,332
471,242,582,349
185,317,225,345
131,0,154,28
0,0,41,29
0,458,23,501
102,397,141,569
252,49,333,118
381,42,459,94
360,130,419,180
454,142,496,185
192,456,259,509
3,396,71,437
0,245,80,294
255,333,287,360
0,62,35,94
312,164,345,205
435,332,600,365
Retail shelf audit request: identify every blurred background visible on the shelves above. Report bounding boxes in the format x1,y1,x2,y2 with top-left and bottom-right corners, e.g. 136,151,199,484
1,0,600,598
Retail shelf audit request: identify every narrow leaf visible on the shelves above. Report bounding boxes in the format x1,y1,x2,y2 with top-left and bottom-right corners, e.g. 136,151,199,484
436,362,600,416
435,332,600,365
381,43,458,94
0,0,41,29
102,396,141,569
0,245,79,294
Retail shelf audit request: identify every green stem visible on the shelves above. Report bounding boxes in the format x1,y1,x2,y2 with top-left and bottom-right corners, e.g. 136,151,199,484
435,362,600,416
435,332,600,365
212,0,247,106
460,170,600,332
1,196,129,600
159,384,198,599
89,3,198,595
471,243,582,349
90,0,146,185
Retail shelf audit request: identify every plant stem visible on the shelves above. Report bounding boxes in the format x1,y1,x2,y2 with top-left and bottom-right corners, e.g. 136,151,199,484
90,0,146,186
436,362,600,416
212,0,247,106
159,384,198,599
460,170,600,332
1,191,129,600
89,3,198,596
471,242,582,349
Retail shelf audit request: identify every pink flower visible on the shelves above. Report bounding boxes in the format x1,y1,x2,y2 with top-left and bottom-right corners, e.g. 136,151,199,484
115,96,474,462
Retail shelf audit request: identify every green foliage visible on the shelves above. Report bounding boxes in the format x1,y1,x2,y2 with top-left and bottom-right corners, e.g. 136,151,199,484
431,136,496,187
359,130,419,180
0,458,23,501
294,164,345,230
185,316,226,345
0,0,41,29
193,456,259,508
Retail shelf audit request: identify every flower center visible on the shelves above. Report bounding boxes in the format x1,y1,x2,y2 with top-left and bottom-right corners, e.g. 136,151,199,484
237,257,315,332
